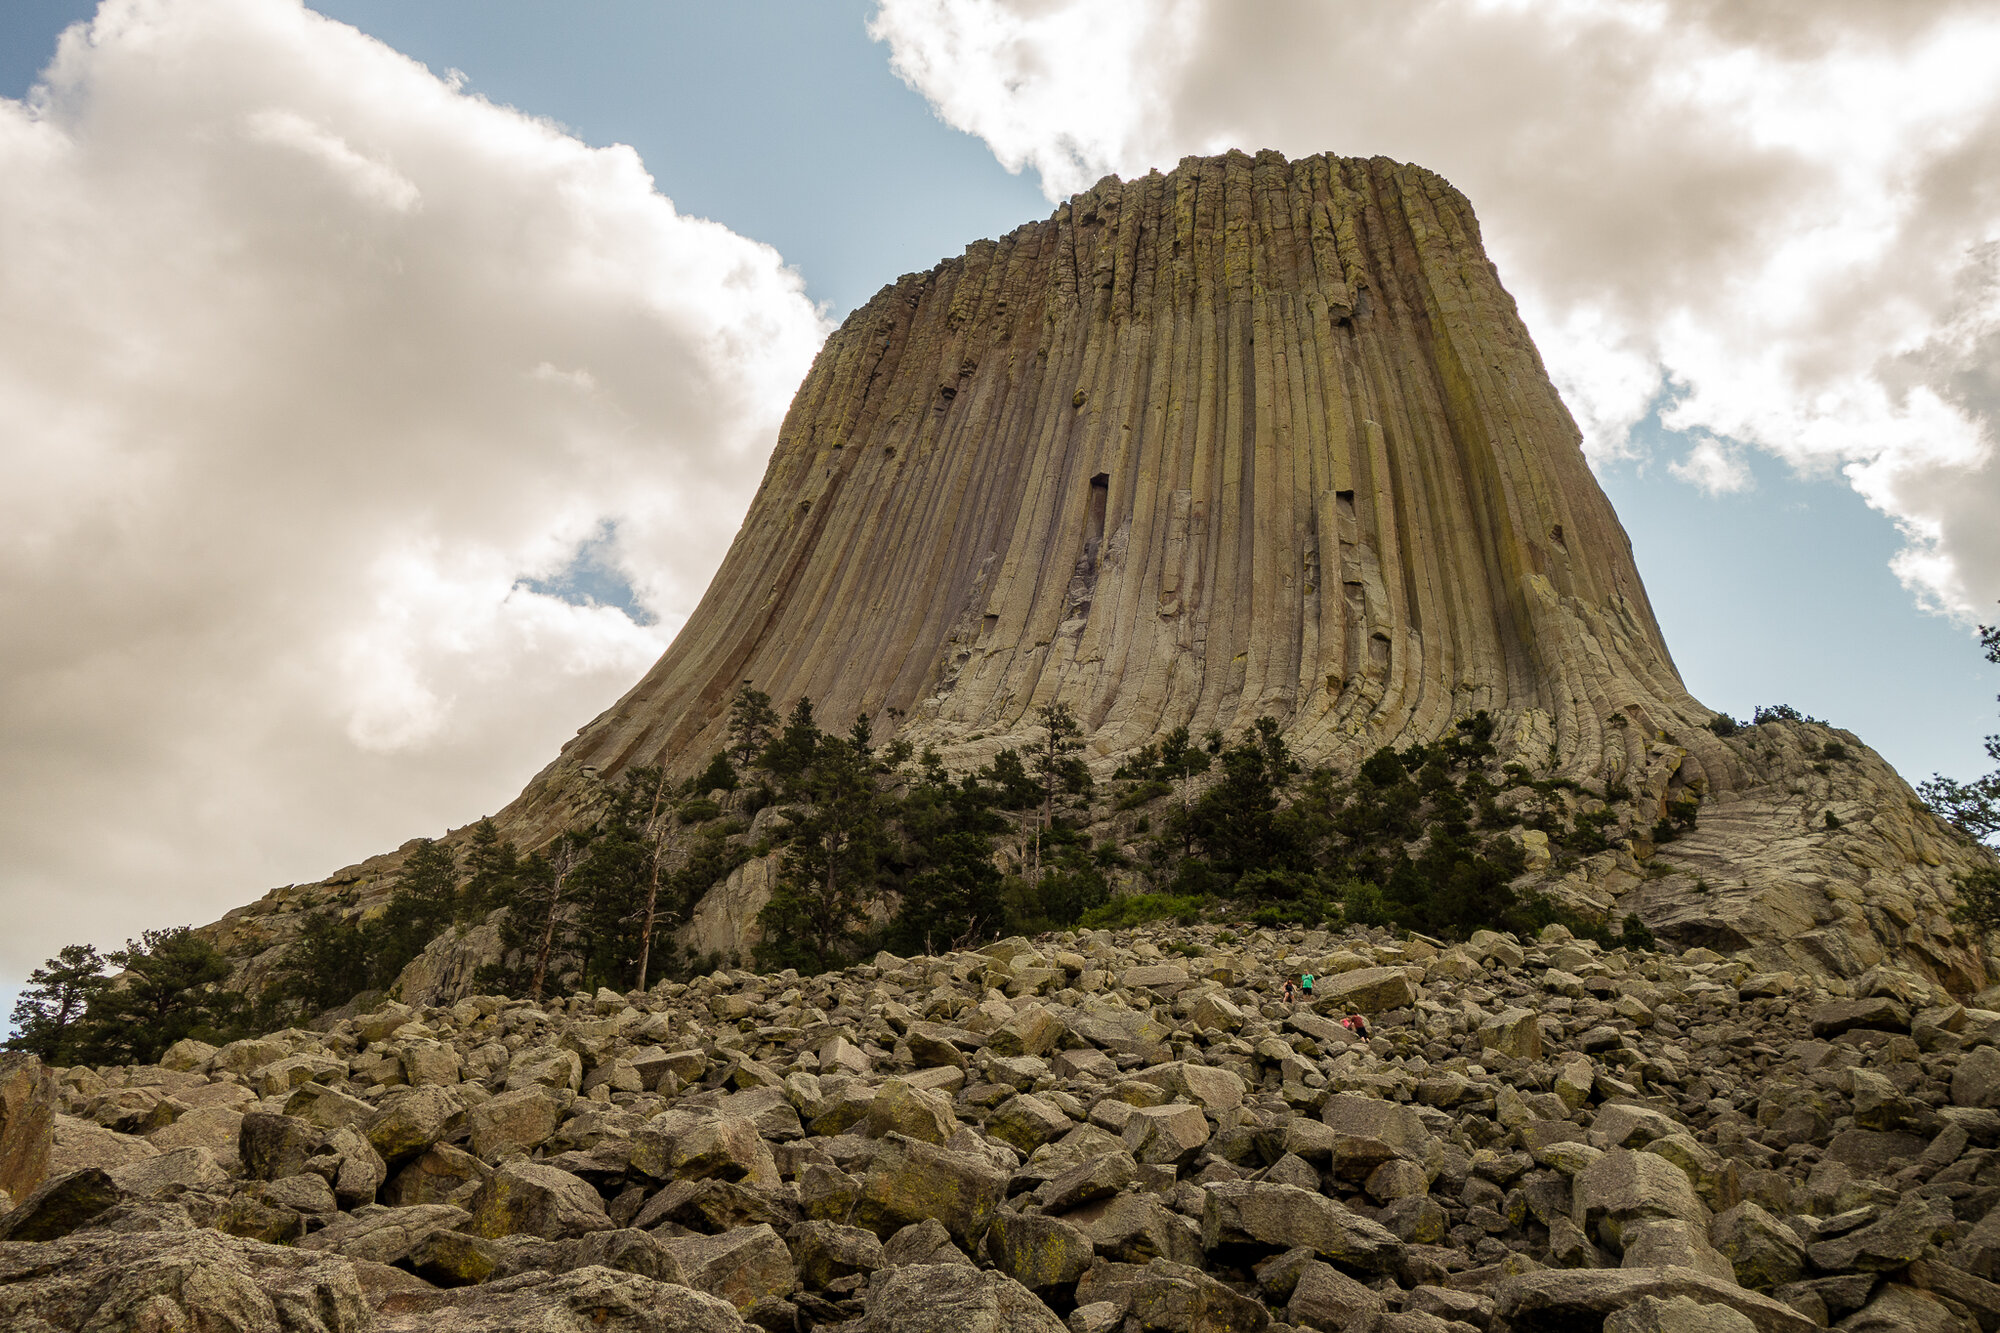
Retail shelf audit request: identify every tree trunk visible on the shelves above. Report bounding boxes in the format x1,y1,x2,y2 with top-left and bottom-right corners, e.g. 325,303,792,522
529,845,577,1002
633,769,671,992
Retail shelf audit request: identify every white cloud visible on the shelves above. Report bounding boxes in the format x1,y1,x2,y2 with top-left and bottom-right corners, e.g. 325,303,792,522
870,0,2000,620
0,0,829,979
1669,437,1753,496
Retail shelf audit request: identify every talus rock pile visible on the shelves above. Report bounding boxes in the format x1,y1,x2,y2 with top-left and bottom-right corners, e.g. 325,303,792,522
14,923,2000,1330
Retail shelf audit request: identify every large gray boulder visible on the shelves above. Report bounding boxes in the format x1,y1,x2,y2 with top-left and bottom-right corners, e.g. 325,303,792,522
663,1222,796,1311
239,1112,326,1182
1605,1295,1759,1332
463,1160,613,1240
1286,1258,1387,1330
1200,1180,1400,1272
1709,1202,1806,1290
0,1053,55,1203
298,1203,471,1265
791,1219,886,1289
865,1262,1068,1333
1073,1258,1270,1333
367,1084,466,1163
1804,1197,1952,1273
372,1265,751,1333
105,1146,229,1200
983,1210,1095,1294
0,1168,125,1242
0,1226,373,1333
1066,1191,1203,1266
1310,967,1418,1015
466,1086,563,1161
881,1217,975,1268
48,1115,158,1176
850,1134,1007,1247
486,1230,689,1287
1123,1103,1212,1167
1574,1150,1710,1253
384,1142,490,1208
629,1114,776,1185
1317,1094,1434,1184
1492,1267,1821,1333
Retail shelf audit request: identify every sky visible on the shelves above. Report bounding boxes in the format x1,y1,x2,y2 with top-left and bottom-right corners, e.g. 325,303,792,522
2,0,1996,1018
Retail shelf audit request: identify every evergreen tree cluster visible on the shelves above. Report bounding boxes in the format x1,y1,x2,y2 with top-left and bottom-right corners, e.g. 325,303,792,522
1125,710,1629,943
751,696,1073,971
12,689,1677,1051
6,928,240,1067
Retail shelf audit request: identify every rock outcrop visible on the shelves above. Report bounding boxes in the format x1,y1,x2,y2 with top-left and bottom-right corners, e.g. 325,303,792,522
13,924,2000,1331
194,149,1998,995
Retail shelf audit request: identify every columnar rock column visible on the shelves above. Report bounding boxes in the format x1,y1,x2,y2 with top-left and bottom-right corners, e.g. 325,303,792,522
515,150,1700,828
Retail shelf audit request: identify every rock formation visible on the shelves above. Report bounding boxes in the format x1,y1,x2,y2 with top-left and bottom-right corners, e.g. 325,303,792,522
195,149,1997,996
524,149,1685,808
13,922,2000,1331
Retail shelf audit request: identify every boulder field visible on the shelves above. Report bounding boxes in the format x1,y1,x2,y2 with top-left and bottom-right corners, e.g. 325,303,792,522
8,922,2000,1331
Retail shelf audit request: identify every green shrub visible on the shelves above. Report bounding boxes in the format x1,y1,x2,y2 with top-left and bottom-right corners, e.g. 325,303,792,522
1116,780,1173,811
1951,866,2000,933
1079,893,1206,930
1568,808,1621,854
691,751,738,794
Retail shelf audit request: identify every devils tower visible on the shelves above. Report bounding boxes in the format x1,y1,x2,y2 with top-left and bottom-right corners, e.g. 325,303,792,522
523,150,1683,809
205,150,1994,995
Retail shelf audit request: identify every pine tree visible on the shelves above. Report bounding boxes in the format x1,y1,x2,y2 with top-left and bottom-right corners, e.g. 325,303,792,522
1158,724,1212,828
887,765,1006,954
526,836,588,1001
728,681,779,767
630,764,676,992
759,731,885,972
979,748,1041,809
268,912,371,1015
369,837,460,989
1028,701,1090,882
71,927,239,1065
5,944,108,1064
460,817,520,922
565,767,678,992
761,697,822,791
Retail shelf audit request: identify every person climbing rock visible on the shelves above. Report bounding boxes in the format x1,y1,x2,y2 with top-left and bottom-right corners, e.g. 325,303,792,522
1341,1013,1370,1040
1300,971,1314,1000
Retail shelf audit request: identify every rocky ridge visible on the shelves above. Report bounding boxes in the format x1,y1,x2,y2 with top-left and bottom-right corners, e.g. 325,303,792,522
11,923,2000,1330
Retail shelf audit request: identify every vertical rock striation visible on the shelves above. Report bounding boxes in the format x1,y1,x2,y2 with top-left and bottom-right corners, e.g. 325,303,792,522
198,150,1998,993
519,150,1694,819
